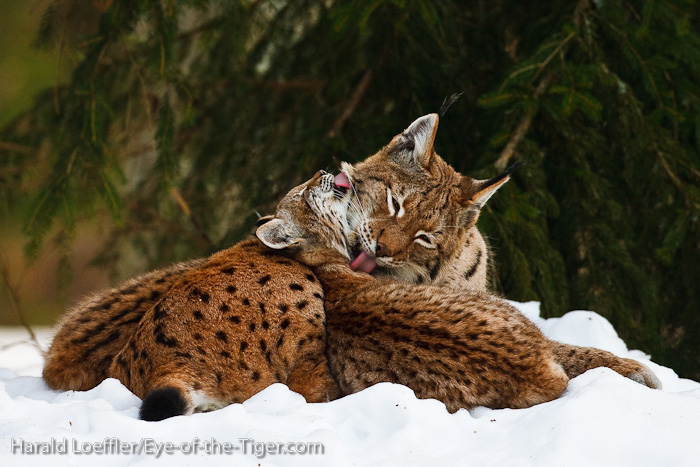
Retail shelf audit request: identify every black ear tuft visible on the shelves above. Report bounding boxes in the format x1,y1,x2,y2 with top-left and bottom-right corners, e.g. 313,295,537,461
503,160,525,176
140,386,189,421
482,160,525,190
439,92,463,117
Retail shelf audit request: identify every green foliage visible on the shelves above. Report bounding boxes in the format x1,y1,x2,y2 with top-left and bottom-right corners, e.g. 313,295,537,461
1,0,699,378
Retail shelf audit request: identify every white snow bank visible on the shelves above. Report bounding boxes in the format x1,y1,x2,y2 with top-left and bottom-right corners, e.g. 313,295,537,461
1,302,699,467
0,326,53,377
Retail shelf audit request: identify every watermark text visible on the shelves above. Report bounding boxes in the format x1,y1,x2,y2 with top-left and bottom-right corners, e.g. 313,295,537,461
10,437,324,458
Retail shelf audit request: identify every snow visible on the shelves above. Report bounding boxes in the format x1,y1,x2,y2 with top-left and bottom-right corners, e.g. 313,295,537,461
1,302,700,466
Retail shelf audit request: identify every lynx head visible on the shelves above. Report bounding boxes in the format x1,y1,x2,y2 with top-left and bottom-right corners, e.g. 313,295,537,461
341,113,514,281
256,170,352,266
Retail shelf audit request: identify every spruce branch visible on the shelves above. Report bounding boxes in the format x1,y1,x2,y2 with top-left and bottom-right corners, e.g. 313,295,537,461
656,149,700,211
656,150,683,190
494,0,593,171
590,9,661,101
495,74,552,171
498,31,575,92
255,79,327,90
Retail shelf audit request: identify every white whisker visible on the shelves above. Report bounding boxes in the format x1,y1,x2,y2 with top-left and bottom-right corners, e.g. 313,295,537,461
347,177,368,223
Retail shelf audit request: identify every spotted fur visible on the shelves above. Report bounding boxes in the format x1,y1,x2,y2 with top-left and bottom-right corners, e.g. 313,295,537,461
107,235,339,418
44,172,343,419
43,260,204,391
47,123,483,393
43,115,660,415
257,170,661,412
341,113,659,389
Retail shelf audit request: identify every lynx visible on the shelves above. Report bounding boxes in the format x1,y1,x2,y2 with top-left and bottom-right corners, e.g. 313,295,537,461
107,237,340,420
43,111,659,416
257,167,661,412
340,112,501,290
43,113,496,393
337,112,653,383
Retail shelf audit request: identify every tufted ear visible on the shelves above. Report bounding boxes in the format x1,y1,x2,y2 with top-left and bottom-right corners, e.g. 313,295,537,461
458,162,523,227
256,218,300,250
393,113,439,168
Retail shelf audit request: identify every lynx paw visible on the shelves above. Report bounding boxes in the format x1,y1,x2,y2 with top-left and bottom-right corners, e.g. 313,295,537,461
624,362,662,390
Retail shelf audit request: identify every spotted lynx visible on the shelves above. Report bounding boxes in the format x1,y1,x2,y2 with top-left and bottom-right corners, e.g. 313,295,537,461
337,112,654,384
108,238,340,420
257,167,660,412
43,111,660,419
42,113,497,394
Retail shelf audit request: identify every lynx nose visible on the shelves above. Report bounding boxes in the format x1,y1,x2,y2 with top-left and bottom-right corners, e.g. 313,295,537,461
375,241,393,257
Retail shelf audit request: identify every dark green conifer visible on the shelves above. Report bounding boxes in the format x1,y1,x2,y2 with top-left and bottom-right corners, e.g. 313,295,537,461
1,0,699,378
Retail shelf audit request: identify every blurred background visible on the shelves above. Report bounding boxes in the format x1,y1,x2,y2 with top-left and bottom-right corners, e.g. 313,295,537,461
0,0,111,327
1,0,699,379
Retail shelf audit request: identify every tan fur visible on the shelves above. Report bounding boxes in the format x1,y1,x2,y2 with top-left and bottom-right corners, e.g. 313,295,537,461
342,114,494,290
319,265,569,411
47,130,455,392
550,342,659,385
43,172,343,416
43,259,203,391
107,238,340,413
257,170,661,412
44,112,660,416
340,113,660,390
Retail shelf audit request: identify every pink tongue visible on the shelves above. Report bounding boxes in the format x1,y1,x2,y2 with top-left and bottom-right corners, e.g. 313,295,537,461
334,172,351,189
350,251,377,274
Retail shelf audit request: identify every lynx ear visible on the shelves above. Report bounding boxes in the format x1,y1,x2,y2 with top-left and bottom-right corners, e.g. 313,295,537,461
256,215,275,227
393,113,439,168
458,162,522,227
256,218,299,249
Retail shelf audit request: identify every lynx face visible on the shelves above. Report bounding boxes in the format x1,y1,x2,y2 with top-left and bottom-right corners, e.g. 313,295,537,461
340,113,512,287
256,170,352,264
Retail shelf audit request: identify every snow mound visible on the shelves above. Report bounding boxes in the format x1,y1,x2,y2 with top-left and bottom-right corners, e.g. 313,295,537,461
1,302,699,467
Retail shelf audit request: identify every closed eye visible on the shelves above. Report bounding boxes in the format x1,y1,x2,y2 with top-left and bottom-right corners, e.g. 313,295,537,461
387,188,395,216
386,187,405,217
414,231,436,249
